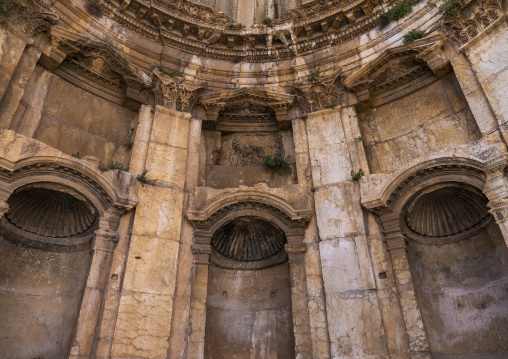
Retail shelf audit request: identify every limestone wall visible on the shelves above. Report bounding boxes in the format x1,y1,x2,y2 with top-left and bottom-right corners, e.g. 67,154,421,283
358,73,481,174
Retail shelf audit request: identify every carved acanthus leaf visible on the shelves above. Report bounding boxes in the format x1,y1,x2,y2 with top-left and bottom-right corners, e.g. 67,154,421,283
152,69,207,112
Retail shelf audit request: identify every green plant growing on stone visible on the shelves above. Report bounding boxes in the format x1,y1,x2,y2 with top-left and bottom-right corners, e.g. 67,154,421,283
356,136,367,147
109,161,128,171
262,155,292,177
0,0,15,23
263,17,273,27
403,29,427,43
351,168,365,181
308,68,325,83
439,0,461,15
71,152,81,159
136,169,157,186
127,141,134,150
327,102,339,109
384,0,415,21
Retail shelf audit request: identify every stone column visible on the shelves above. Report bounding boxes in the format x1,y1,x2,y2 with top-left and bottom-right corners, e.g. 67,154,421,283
70,211,121,359
111,106,190,358
93,211,134,359
483,162,508,246
306,108,384,357
187,233,213,359
292,118,312,189
285,240,313,358
0,39,44,129
167,117,203,359
380,214,430,356
129,105,154,176
450,53,498,136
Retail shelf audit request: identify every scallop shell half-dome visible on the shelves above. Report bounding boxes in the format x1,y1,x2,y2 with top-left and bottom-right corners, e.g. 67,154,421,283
211,217,286,261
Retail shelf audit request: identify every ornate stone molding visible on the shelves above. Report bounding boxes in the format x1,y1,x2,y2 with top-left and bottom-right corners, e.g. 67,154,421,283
344,35,448,106
292,67,343,113
39,28,152,108
199,88,294,130
5,0,58,40
441,0,505,47
152,68,206,112
92,0,391,61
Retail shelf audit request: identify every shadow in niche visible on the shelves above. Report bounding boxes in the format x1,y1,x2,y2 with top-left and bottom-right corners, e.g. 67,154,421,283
204,217,296,359
0,184,97,359
403,185,508,358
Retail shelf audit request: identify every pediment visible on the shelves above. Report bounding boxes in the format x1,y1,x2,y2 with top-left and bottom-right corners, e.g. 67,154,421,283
199,88,294,131
344,34,450,106
39,28,152,108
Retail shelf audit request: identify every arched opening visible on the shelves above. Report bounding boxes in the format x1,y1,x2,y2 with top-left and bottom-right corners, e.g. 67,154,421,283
0,182,98,358
401,183,508,357
204,216,296,358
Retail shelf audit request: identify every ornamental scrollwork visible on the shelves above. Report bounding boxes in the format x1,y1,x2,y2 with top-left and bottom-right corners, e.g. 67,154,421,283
152,69,207,113
5,0,58,37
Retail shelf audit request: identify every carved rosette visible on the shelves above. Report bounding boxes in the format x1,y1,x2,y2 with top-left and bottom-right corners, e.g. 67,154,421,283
441,0,505,46
152,69,207,113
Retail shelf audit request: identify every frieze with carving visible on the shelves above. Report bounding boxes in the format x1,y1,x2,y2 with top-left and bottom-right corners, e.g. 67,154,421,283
441,0,505,46
91,0,394,61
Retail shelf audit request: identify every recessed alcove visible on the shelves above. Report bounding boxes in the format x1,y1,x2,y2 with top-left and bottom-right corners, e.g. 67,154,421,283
402,184,508,357
0,183,98,358
204,216,296,359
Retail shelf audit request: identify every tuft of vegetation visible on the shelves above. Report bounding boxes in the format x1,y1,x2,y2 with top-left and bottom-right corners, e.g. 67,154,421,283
262,155,292,177
84,1,103,18
154,63,184,78
308,68,325,82
351,168,365,181
0,0,15,23
403,29,427,43
136,169,157,185
71,152,81,159
327,102,339,109
356,136,367,147
381,0,419,23
263,17,273,27
109,161,128,171
127,141,134,150
439,0,461,15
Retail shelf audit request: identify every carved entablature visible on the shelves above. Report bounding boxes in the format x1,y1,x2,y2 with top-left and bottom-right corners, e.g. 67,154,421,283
152,69,206,113
5,0,58,40
39,29,152,108
199,88,294,131
292,67,344,113
441,0,505,47
93,0,389,61
344,34,450,107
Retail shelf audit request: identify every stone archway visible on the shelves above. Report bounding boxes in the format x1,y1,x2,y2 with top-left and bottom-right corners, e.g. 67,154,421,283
186,199,312,358
363,159,508,358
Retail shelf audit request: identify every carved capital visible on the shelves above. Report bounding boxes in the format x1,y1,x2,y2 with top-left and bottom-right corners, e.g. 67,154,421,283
93,229,119,252
152,69,206,113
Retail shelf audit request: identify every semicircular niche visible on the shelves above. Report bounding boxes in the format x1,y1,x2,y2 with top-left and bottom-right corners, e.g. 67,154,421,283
405,186,489,237
211,217,286,261
6,185,97,238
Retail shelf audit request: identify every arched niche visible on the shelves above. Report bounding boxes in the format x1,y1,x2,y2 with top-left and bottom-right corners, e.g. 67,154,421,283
368,161,508,358
187,200,312,359
205,216,296,359
0,158,136,359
